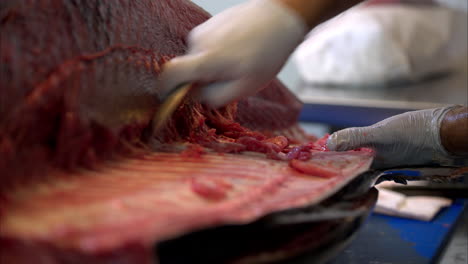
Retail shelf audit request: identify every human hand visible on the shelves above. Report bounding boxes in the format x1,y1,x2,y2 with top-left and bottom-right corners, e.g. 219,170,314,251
160,0,306,108
326,107,459,168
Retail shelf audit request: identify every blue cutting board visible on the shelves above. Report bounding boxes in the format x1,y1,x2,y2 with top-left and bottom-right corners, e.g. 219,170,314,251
329,199,467,264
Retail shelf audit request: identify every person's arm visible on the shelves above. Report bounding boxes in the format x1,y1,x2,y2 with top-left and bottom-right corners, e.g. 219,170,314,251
440,106,468,155
281,0,363,27
160,0,362,107
327,106,468,168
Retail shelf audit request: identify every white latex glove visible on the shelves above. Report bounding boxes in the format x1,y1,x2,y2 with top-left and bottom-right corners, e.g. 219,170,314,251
160,0,306,107
326,106,465,168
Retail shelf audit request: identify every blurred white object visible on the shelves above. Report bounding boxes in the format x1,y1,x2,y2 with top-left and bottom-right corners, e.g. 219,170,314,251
434,0,467,11
375,187,452,221
293,3,468,86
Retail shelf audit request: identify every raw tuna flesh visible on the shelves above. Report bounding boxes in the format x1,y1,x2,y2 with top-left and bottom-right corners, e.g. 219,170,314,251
0,0,304,191
1,151,373,263
0,0,374,263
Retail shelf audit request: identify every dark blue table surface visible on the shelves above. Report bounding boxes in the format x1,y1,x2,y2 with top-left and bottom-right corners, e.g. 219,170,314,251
299,103,413,128
329,199,467,264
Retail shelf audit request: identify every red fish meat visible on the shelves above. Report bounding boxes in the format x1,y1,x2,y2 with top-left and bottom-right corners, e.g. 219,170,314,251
0,0,374,263
0,151,372,263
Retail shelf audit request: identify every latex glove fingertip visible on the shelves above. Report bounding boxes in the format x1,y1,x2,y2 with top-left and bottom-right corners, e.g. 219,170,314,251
159,54,207,96
326,133,340,151
327,127,369,151
199,79,259,108
199,82,239,108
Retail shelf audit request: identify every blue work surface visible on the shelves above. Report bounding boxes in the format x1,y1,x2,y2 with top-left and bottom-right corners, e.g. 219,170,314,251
329,200,467,264
298,103,412,128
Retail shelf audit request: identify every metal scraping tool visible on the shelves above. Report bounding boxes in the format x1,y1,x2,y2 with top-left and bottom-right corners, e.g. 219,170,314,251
151,83,192,132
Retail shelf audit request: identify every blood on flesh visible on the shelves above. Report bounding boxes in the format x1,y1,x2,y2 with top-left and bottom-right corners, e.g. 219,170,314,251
0,0,374,263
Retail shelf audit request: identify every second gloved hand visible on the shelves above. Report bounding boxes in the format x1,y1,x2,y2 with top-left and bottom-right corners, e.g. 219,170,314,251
326,107,457,169
160,0,307,108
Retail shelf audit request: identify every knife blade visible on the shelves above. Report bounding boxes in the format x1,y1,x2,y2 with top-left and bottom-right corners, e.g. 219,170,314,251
151,83,192,133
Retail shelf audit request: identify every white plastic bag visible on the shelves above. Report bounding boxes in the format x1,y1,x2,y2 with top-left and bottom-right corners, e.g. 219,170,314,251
293,2,467,86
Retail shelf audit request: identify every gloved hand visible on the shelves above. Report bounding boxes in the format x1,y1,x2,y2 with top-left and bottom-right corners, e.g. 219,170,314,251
326,106,458,168
160,0,307,108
